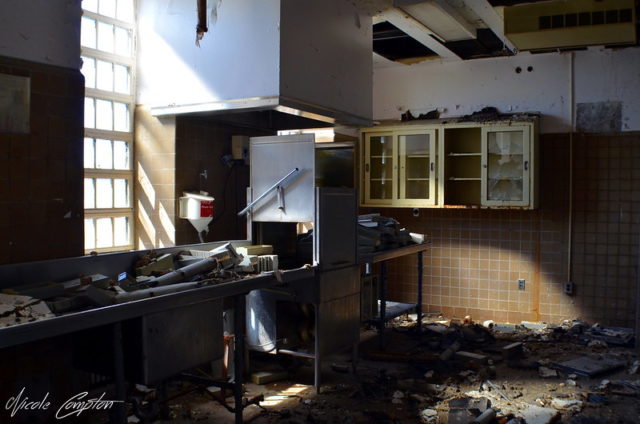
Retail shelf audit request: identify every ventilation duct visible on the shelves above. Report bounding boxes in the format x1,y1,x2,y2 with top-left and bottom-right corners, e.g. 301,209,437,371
504,0,637,51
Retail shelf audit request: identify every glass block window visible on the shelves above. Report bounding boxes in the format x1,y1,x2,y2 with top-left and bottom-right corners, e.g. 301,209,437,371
81,0,135,253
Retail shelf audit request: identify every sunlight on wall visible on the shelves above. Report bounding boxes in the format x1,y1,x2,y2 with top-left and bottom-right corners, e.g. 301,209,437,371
137,198,156,243
137,162,156,206
159,202,176,244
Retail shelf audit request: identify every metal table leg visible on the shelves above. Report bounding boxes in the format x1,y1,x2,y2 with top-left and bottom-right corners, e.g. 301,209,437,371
379,261,387,350
417,251,423,333
314,303,321,393
111,322,126,424
233,295,245,424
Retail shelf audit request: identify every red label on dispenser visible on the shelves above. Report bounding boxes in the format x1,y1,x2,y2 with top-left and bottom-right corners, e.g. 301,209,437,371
200,201,214,217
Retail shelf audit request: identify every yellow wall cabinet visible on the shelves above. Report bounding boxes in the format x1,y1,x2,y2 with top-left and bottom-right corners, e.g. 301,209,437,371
361,118,538,209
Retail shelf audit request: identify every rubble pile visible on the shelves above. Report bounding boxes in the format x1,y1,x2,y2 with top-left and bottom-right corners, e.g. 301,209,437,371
358,214,425,254
244,315,640,424
0,243,274,327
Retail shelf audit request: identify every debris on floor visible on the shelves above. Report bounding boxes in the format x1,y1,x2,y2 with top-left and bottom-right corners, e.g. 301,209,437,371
140,314,640,424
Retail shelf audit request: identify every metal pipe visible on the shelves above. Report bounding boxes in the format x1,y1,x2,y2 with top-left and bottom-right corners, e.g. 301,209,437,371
152,257,218,286
237,168,300,216
416,251,423,333
196,0,208,45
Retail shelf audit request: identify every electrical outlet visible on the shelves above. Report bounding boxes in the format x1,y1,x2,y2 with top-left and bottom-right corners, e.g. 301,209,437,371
518,279,526,290
564,281,574,295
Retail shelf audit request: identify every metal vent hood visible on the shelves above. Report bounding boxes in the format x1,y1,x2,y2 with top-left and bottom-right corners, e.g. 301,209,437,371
137,0,373,127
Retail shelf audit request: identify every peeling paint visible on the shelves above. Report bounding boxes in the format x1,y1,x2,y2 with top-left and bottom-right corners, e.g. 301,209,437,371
576,102,622,133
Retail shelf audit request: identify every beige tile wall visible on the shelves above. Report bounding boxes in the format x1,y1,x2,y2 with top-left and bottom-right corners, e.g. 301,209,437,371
370,133,639,327
134,107,177,249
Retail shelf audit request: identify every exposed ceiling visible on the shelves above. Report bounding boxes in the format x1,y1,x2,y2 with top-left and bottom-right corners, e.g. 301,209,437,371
364,0,638,68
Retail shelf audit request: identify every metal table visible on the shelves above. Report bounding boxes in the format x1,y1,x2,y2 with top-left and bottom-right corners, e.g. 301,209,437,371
359,242,430,349
0,266,313,424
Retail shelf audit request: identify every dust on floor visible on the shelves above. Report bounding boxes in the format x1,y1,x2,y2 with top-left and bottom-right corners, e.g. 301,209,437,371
137,317,640,424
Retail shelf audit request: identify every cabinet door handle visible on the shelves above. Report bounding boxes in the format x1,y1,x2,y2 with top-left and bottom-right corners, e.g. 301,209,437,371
524,160,529,171
365,163,369,173
430,162,434,172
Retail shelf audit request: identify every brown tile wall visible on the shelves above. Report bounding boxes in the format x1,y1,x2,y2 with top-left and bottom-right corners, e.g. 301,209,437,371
174,117,273,244
374,133,639,327
0,56,84,264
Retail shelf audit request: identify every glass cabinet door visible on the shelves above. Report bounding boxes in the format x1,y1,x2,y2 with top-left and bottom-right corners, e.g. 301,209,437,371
481,126,530,206
364,133,395,203
398,130,436,205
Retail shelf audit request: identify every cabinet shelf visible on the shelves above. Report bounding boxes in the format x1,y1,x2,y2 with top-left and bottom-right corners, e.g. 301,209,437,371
370,178,392,181
407,154,430,158
406,178,429,181
448,152,481,157
449,177,481,181
370,155,392,159
488,177,523,181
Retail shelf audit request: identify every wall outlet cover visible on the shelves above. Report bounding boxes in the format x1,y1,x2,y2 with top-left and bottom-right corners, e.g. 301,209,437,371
518,279,525,290
564,281,574,295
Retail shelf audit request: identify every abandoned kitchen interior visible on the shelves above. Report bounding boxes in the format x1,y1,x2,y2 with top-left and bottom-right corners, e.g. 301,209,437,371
1,0,640,423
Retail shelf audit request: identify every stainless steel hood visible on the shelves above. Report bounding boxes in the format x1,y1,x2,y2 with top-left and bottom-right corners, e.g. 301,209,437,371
137,0,373,127
150,95,372,128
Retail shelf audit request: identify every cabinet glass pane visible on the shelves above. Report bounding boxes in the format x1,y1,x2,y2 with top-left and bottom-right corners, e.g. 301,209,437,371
370,157,393,181
403,134,430,156
370,135,393,156
400,134,430,199
370,180,392,200
406,180,429,199
486,131,524,201
406,157,429,179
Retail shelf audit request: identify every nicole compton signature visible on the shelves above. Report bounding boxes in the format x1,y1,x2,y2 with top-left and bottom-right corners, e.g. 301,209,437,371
5,387,124,420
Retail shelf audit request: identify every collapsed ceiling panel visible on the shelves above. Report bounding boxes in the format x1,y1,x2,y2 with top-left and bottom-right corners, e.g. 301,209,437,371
373,21,439,61
394,0,476,41
443,28,514,60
